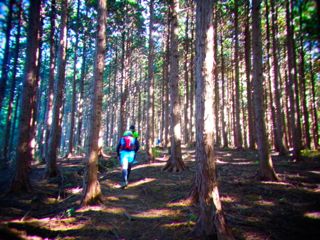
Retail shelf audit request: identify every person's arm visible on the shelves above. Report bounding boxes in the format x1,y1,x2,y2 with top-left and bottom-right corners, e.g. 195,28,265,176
116,140,121,156
135,139,140,152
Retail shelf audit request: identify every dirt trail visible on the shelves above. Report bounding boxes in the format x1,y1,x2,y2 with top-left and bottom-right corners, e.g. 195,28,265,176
0,148,320,240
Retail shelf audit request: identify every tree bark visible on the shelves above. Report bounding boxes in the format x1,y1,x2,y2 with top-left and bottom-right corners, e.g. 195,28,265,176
298,3,310,149
191,1,234,239
270,0,287,155
252,0,278,181
220,34,228,148
213,3,220,146
233,0,242,149
145,0,155,160
10,0,41,192
163,0,186,172
309,45,319,149
189,2,195,145
286,0,301,160
77,10,89,151
67,0,81,157
81,0,107,206
45,0,68,178
245,0,255,150
183,0,190,144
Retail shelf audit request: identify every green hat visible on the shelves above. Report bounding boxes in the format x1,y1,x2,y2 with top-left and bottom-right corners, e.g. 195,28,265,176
123,131,133,136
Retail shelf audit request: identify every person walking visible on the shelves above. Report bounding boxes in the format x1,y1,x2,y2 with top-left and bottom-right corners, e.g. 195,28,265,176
116,130,140,188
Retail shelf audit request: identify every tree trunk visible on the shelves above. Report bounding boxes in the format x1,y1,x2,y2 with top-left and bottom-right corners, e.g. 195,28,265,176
189,2,195,145
45,0,68,178
245,0,255,150
164,7,170,148
81,0,106,206
67,0,81,157
145,0,155,160
3,0,22,161
286,0,301,160
163,0,186,172
220,34,228,148
10,0,41,192
191,1,234,239
0,0,14,109
298,3,310,149
183,1,190,144
252,0,278,181
233,0,242,149
77,13,89,151
213,3,220,146
270,0,287,155
44,0,56,158
309,45,319,149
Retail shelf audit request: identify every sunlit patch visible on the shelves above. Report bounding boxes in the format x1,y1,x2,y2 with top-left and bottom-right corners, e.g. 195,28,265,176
304,212,320,219
12,217,84,232
65,187,82,194
102,207,126,215
133,163,165,170
117,194,138,200
309,171,320,175
221,195,238,203
255,200,275,207
231,161,254,165
127,178,156,188
260,181,293,186
216,159,229,164
77,205,105,212
162,221,195,229
105,196,120,201
167,198,192,207
132,208,181,219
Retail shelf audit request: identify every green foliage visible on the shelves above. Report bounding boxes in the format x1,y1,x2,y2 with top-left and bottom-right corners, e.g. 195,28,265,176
300,149,320,160
151,146,161,158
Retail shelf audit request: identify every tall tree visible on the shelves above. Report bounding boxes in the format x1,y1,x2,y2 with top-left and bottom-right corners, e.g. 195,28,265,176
67,0,81,157
0,0,14,109
270,0,287,155
82,0,106,205
298,2,311,149
309,43,319,149
252,0,278,181
244,0,255,149
45,0,68,177
183,0,190,144
163,0,186,172
286,0,301,160
44,0,56,158
10,0,41,192
233,0,242,149
191,1,234,239
145,0,155,159
213,2,220,146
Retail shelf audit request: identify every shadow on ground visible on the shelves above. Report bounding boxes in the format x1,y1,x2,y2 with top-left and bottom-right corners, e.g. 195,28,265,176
0,148,320,239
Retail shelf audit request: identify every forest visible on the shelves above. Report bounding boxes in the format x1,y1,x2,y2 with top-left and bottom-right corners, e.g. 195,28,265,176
0,0,319,239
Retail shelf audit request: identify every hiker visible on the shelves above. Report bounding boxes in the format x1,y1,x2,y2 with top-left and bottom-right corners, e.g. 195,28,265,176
116,130,140,188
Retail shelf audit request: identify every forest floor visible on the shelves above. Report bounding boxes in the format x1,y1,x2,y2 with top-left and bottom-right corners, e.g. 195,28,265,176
0,147,320,240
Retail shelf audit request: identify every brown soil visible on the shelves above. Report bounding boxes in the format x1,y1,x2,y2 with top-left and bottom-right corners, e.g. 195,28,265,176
0,148,319,240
